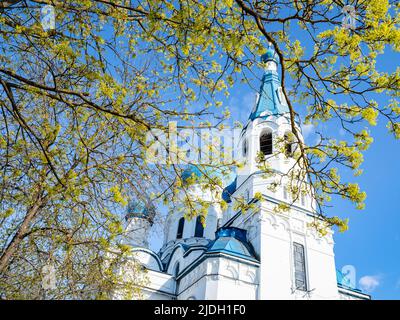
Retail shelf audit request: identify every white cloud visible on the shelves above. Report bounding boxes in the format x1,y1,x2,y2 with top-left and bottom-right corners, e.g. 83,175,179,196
300,123,315,139
359,275,381,292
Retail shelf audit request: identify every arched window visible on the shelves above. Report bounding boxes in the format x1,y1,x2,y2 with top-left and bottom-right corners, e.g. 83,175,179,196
260,130,273,156
284,132,293,157
293,242,307,291
176,217,185,239
194,216,204,238
242,138,248,158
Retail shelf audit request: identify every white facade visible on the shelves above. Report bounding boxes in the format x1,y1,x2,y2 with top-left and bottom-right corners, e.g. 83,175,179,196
120,47,370,301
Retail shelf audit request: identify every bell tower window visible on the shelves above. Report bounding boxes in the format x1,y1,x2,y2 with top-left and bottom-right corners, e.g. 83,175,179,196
242,138,248,158
194,216,204,238
176,217,185,239
260,130,273,156
284,132,293,157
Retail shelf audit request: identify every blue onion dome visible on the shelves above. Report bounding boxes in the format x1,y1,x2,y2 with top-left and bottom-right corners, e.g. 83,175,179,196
207,227,258,262
125,199,156,224
261,43,279,64
180,165,229,188
215,227,248,243
181,165,204,184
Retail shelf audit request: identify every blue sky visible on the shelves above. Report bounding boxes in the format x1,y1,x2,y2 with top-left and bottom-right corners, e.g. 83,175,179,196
311,49,400,299
331,122,400,299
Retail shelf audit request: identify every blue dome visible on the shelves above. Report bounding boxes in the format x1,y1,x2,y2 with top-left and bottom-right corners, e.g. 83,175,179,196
261,45,279,64
126,199,155,222
207,227,258,262
181,165,203,183
215,227,248,243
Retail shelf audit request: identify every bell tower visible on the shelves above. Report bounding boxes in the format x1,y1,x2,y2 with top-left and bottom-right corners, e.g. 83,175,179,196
125,199,155,248
223,44,340,299
236,44,302,198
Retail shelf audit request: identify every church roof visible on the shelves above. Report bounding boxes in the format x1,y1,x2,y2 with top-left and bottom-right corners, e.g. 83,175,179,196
248,46,290,121
222,177,237,203
207,227,258,262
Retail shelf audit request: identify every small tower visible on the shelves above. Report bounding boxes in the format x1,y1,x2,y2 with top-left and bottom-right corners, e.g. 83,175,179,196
125,199,155,248
236,43,301,190
164,165,221,245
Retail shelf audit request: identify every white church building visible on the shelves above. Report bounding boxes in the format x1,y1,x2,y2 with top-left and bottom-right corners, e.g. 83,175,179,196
121,46,371,300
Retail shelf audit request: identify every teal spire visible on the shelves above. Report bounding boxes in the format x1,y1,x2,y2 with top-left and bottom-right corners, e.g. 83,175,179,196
249,44,290,120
